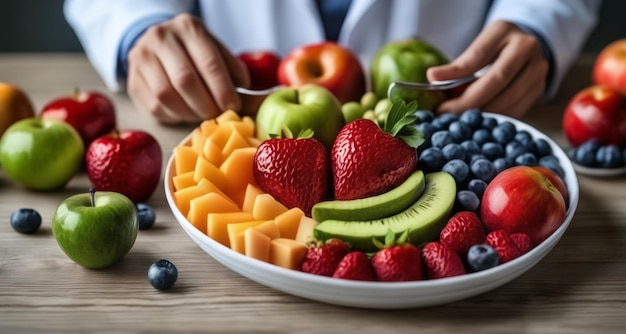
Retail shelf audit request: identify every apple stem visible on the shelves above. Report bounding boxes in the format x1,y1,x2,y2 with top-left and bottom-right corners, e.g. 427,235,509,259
89,187,96,207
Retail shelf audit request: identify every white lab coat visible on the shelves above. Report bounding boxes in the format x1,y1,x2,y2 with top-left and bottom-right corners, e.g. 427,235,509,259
64,0,600,97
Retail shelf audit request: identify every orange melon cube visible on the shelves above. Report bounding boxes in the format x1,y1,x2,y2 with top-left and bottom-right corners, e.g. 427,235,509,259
187,192,240,234
190,128,206,155
251,220,280,239
227,119,255,138
174,146,199,176
221,130,251,159
269,238,308,270
193,156,226,190
220,147,258,207
227,220,267,254
202,138,223,166
172,170,196,192
216,109,241,124
295,216,319,244
173,185,205,217
207,211,254,247
252,193,289,221
244,228,271,262
207,125,234,151
196,178,234,206
246,136,262,147
274,207,304,240
199,119,218,137
242,184,264,213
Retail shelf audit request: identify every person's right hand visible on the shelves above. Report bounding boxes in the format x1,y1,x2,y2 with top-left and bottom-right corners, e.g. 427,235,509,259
126,13,250,124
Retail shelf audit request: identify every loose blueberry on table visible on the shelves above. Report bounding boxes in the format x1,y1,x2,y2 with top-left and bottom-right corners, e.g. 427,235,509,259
10,208,42,234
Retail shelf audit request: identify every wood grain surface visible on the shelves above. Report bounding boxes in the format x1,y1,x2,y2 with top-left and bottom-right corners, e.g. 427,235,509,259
1,54,625,334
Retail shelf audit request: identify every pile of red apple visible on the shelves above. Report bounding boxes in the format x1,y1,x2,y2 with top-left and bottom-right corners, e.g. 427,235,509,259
0,86,162,202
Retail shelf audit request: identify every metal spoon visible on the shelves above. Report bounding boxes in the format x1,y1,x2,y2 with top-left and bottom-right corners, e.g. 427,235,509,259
236,86,285,117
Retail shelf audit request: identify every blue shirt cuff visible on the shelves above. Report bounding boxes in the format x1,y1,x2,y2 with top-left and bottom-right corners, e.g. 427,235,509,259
514,23,555,94
116,15,174,80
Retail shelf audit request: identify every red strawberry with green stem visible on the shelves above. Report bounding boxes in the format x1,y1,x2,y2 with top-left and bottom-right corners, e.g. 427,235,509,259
332,251,376,281
253,128,329,216
371,229,423,281
301,238,350,276
331,100,424,200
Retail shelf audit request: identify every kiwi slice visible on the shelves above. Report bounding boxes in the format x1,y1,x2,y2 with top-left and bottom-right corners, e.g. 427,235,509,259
313,172,456,252
312,170,425,222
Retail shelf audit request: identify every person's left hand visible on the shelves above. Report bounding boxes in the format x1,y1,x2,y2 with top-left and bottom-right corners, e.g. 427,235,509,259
427,20,549,118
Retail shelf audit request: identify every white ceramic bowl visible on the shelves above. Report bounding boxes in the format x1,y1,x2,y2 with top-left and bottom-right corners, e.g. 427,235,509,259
164,113,579,309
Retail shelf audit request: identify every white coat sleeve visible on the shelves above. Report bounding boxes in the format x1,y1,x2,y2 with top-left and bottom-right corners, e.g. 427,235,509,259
63,0,196,92
486,0,601,98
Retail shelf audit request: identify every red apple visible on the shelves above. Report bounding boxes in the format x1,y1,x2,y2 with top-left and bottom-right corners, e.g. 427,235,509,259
238,50,282,90
593,39,626,95
480,166,566,245
562,85,626,148
41,90,116,146
277,42,366,104
531,166,568,205
85,129,162,203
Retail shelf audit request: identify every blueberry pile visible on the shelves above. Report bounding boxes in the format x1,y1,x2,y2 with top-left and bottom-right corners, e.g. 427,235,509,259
568,139,626,168
414,109,566,211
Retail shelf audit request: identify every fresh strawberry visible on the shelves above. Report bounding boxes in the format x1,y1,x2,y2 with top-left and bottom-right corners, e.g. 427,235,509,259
421,241,466,279
331,100,424,200
332,251,376,281
371,230,423,281
510,232,534,255
253,129,329,216
439,211,485,257
485,230,522,264
301,238,350,276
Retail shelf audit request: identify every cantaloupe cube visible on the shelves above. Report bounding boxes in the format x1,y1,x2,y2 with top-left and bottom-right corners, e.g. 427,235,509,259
208,211,254,247
227,119,255,138
196,178,234,206
274,207,304,240
246,136,262,147
251,220,280,239
269,238,308,270
221,129,251,159
173,185,205,217
200,119,218,137
252,193,289,221
172,171,196,191
187,192,240,234
190,128,206,155
227,220,267,254
295,216,319,244
174,146,199,176
220,147,258,207
216,109,241,124
202,138,223,166
208,125,234,150
242,184,264,213
244,228,271,262
193,156,226,190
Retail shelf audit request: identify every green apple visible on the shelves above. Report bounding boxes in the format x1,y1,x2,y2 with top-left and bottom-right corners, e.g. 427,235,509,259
52,189,138,269
0,117,84,190
255,84,345,149
371,38,449,110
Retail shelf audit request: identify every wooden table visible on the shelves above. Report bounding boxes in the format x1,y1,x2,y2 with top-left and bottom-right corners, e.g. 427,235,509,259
1,54,625,334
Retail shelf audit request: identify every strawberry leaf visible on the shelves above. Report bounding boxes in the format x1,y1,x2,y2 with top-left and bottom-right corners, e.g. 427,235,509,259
383,100,424,148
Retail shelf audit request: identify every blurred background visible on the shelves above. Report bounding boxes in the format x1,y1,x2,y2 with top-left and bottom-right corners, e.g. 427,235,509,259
0,0,624,54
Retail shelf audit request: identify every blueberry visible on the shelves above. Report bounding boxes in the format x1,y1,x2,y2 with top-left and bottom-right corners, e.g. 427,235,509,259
481,116,498,130
414,110,435,123
572,140,600,166
514,130,533,146
448,120,472,142
442,159,470,186
539,155,565,178
148,259,178,290
459,109,483,129
481,142,505,160
137,203,156,230
431,130,457,148
470,158,497,182
515,152,538,166
467,179,488,199
493,157,513,174
442,143,467,161
416,122,438,149
432,113,459,129
419,147,446,173
467,244,500,272
456,190,480,212
505,140,528,160
533,138,552,157
596,145,623,168
10,208,42,234
472,128,493,146
460,140,481,158
491,122,516,144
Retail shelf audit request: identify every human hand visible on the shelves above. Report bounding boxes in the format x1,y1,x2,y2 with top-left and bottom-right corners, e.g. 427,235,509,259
126,14,250,124
427,20,549,118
